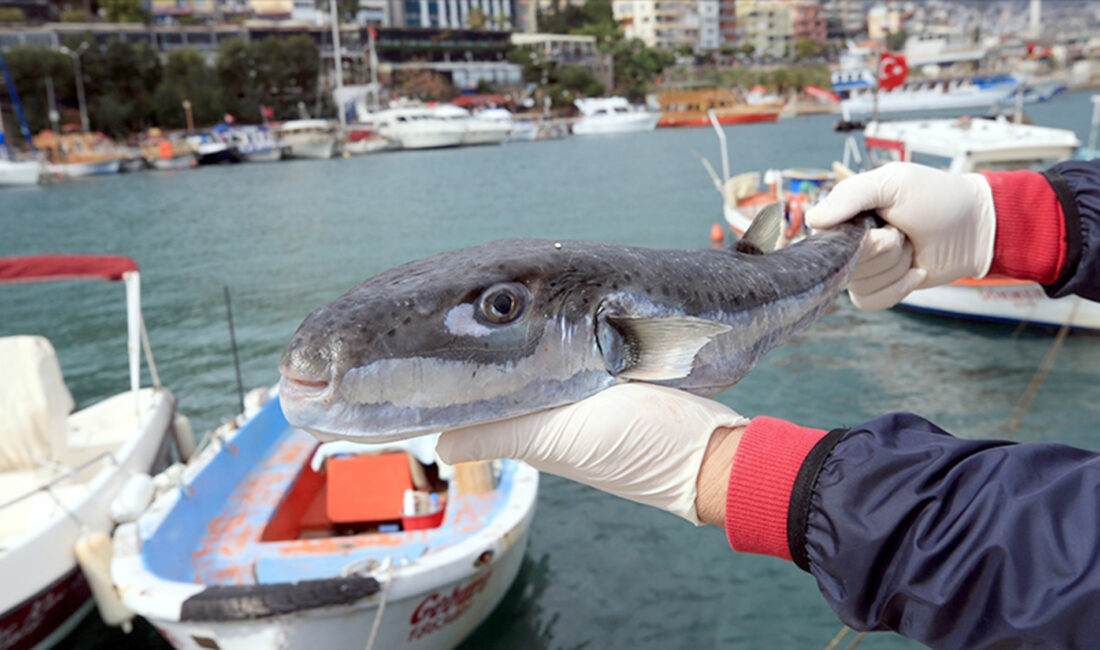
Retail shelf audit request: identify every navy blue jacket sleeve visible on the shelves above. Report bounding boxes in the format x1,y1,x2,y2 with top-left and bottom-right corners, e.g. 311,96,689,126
792,413,1100,649
1043,159,1100,300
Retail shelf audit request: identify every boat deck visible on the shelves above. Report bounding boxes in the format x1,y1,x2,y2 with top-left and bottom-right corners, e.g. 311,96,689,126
179,411,516,587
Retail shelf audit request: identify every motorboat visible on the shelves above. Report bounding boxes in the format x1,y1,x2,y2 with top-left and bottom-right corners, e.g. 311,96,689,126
32,131,127,178
571,97,659,135
186,132,240,166
0,158,43,187
831,70,1021,115
0,255,187,649
111,389,538,649
656,89,782,128
702,109,833,246
278,120,339,160
220,125,283,163
140,130,197,171
344,124,391,155
855,116,1100,329
431,104,510,146
370,107,466,150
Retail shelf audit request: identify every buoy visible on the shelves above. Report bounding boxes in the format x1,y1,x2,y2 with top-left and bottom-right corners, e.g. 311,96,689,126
172,412,196,462
710,223,725,245
74,531,135,632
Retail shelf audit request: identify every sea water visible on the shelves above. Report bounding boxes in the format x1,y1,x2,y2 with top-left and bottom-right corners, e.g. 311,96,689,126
4,91,1100,649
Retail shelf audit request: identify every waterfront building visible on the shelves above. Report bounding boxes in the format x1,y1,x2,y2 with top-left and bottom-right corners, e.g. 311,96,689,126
511,32,612,90
821,0,864,41
735,0,792,59
792,1,826,48
612,0,719,53
866,2,903,41
718,0,736,46
384,0,516,30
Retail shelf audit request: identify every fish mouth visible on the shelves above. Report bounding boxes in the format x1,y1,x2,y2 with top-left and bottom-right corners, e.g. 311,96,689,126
278,373,331,401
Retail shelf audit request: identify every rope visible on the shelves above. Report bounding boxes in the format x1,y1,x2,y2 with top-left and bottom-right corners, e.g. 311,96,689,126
826,302,1079,649
364,559,394,650
140,314,162,390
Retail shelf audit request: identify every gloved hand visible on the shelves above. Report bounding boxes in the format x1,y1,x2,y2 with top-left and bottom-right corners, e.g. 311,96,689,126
806,162,997,310
436,384,750,525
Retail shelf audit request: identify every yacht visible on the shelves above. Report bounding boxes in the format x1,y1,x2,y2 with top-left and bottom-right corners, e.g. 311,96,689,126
572,97,660,135
368,107,466,150
278,119,339,159
432,104,510,146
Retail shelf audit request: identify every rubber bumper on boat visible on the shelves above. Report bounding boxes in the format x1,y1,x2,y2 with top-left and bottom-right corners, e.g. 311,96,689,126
179,576,380,621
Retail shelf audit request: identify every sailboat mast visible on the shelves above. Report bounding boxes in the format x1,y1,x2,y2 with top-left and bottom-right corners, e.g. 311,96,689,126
0,50,36,152
330,0,346,133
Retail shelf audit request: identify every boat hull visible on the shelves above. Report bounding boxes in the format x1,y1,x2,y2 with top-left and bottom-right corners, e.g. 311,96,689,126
0,160,42,186
0,388,176,648
149,155,196,171
131,526,528,650
898,279,1100,330
284,137,338,159
112,394,539,650
573,113,659,135
659,111,780,128
47,159,122,178
0,566,93,650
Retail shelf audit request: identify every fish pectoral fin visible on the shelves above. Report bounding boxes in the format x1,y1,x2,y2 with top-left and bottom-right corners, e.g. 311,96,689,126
601,315,731,381
735,202,784,255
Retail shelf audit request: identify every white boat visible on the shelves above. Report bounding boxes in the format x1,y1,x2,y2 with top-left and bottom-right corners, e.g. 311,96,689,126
371,107,466,150
223,126,283,163
0,255,186,649
111,388,538,650
857,116,1100,329
0,158,42,186
475,108,540,142
571,97,659,135
703,109,833,247
832,71,1021,115
432,104,510,146
279,119,339,160
343,124,391,155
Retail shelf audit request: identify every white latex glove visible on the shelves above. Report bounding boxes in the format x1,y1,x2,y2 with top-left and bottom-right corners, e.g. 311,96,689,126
436,384,750,525
806,162,997,310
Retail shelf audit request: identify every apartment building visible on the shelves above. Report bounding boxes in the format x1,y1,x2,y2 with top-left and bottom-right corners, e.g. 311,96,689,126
718,0,736,46
612,0,719,52
735,0,791,59
385,0,517,30
792,1,825,45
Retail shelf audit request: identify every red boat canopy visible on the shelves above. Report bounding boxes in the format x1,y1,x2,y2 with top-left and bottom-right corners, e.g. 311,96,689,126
0,255,139,285
452,94,512,108
804,85,840,102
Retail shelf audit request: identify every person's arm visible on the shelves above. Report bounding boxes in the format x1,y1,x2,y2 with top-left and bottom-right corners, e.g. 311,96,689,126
804,159,1100,309
719,413,1100,649
983,159,1100,301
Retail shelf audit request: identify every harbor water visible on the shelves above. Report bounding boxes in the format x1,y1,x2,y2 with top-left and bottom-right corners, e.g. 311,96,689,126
5,91,1100,649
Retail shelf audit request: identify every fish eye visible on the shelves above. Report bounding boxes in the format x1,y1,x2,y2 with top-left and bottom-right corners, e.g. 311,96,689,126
476,283,528,324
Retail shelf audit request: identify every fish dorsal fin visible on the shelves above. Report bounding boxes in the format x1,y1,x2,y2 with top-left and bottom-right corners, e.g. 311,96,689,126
597,313,731,381
735,203,784,255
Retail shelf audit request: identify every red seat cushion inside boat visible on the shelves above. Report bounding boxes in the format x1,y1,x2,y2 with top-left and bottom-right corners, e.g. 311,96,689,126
326,453,413,523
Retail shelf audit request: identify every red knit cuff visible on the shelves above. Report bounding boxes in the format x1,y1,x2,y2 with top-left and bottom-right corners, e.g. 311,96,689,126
981,170,1065,284
726,417,827,560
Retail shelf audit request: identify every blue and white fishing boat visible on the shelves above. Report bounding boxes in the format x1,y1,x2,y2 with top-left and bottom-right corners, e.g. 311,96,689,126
111,389,538,650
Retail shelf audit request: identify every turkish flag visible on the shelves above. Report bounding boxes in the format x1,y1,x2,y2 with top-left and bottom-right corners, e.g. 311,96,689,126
878,52,908,90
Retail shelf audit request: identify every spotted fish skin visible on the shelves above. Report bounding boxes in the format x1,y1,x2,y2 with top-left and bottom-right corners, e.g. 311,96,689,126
279,215,873,442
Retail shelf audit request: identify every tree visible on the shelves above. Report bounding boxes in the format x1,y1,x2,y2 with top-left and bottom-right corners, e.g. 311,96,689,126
153,49,223,129
794,37,821,61
739,43,755,58
886,29,907,52
611,38,674,101
467,7,487,29
392,67,456,102
100,0,150,23
0,8,26,23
